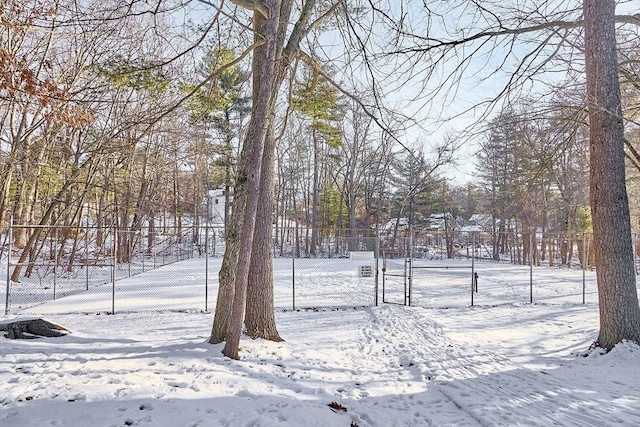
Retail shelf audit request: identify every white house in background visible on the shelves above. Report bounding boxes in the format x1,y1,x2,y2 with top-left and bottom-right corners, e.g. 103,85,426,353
461,213,493,232
206,189,231,225
427,213,460,231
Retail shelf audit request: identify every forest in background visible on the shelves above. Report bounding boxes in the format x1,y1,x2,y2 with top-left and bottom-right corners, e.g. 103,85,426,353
1,1,639,275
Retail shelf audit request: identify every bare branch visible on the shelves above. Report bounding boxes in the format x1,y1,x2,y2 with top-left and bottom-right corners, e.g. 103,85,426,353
297,50,454,182
228,0,270,18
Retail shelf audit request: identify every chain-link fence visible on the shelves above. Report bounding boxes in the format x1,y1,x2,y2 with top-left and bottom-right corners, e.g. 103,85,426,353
2,223,225,314
3,226,639,315
381,231,606,308
2,224,381,314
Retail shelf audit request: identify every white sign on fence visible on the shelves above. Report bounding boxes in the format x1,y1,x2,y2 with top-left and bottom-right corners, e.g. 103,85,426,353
350,251,374,278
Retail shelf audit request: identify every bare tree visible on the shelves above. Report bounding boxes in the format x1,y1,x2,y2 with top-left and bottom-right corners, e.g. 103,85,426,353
211,0,327,359
2,0,210,281
334,100,375,249
352,0,640,350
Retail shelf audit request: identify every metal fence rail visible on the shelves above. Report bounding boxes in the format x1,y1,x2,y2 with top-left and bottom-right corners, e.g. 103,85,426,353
3,226,638,315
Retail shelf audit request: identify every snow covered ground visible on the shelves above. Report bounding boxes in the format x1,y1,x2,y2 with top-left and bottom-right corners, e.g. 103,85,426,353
3,256,602,315
1,258,640,426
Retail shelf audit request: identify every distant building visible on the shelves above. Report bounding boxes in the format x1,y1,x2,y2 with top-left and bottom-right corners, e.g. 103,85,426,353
206,189,231,225
427,213,460,231
461,213,493,232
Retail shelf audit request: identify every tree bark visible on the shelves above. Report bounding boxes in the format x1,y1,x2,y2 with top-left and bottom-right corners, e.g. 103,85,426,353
245,124,282,341
209,128,250,344
209,226,240,344
584,0,640,350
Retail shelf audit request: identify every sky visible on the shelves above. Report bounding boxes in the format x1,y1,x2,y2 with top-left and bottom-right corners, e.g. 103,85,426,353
154,1,638,187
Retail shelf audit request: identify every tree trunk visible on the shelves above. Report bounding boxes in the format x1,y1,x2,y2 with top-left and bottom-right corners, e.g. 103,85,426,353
348,168,357,252
10,165,84,282
147,211,155,254
245,125,282,341
310,129,319,257
96,191,105,248
584,0,640,350
12,144,30,249
221,7,279,359
0,167,12,228
209,136,250,344
210,232,240,343
212,0,316,357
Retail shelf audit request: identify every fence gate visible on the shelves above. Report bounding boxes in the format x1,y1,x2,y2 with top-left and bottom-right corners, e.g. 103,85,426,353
409,263,475,308
381,251,409,305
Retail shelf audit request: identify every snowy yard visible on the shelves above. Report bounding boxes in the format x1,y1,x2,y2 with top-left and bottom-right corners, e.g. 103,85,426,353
3,257,603,314
1,259,640,426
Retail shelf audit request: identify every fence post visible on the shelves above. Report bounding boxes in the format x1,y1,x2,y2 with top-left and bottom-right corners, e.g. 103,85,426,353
53,226,58,300
191,225,195,259
4,217,12,315
382,252,387,303
408,229,413,307
142,226,145,273
529,232,533,304
205,223,209,312
471,232,475,307
374,232,379,307
403,248,408,306
127,230,131,277
292,229,296,310
85,224,89,290
582,233,586,304
112,226,117,314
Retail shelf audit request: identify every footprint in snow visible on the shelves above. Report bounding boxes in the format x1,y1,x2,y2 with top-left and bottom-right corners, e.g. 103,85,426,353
166,381,189,388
